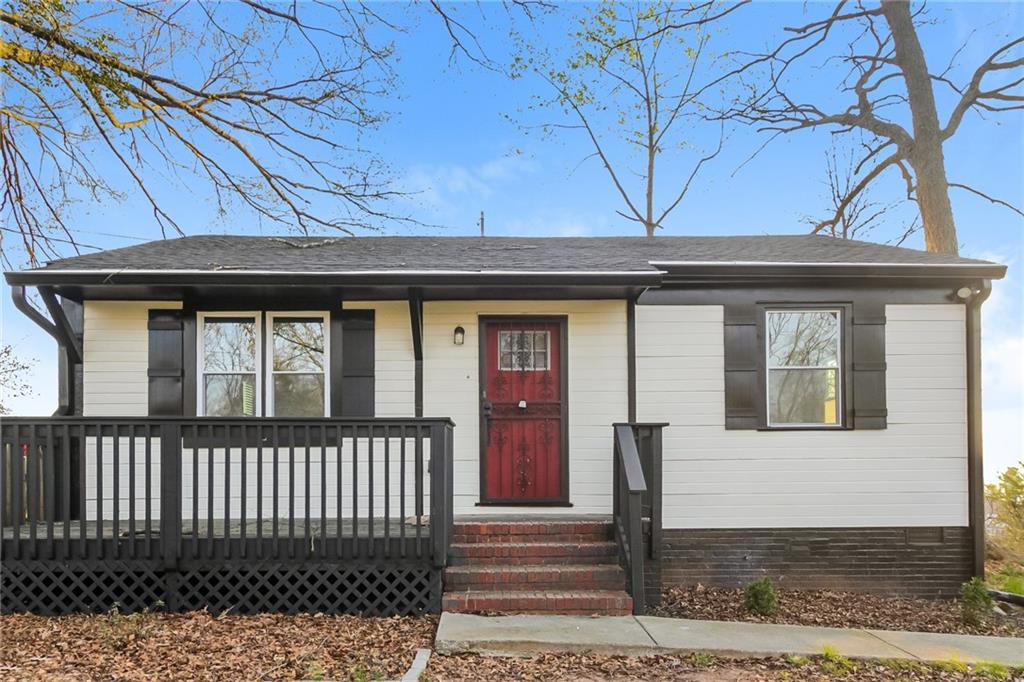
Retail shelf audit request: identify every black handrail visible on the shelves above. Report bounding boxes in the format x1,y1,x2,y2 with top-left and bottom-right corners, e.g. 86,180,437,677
612,422,666,615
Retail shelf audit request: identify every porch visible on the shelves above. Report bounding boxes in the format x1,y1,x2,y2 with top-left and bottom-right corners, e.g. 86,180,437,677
0,417,663,617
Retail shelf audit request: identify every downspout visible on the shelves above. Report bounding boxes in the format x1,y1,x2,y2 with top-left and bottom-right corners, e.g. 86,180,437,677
10,285,81,416
965,279,992,579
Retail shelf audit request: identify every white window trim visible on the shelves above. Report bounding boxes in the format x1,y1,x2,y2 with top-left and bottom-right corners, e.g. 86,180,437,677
197,311,263,417
266,311,331,418
765,308,843,429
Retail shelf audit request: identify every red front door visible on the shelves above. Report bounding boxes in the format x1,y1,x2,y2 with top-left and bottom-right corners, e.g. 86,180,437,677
481,317,566,504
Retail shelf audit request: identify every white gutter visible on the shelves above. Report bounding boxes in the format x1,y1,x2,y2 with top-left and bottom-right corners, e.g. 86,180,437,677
649,260,995,268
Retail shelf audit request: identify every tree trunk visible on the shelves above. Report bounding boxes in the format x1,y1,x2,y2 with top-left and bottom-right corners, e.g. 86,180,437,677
645,123,657,237
882,0,959,254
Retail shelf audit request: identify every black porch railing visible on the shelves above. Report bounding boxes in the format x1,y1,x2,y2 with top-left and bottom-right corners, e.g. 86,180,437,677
0,416,454,616
612,422,665,615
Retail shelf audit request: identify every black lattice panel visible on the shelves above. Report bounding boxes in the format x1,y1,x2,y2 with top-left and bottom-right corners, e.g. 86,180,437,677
1,562,165,615
174,565,441,615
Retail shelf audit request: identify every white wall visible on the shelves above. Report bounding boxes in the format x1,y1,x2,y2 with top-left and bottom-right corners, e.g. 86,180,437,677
81,434,430,524
344,301,416,417
423,300,628,515
636,303,968,529
83,300,183,417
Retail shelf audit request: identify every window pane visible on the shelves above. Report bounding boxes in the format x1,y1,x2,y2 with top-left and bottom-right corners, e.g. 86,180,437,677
767,311,839,367
203,318,257,372
273,318,324,372
204,374,257,417
498,330,550,370
769,368,838,425
273,374,325,417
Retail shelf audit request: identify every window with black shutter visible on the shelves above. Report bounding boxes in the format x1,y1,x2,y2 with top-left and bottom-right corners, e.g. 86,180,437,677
723,300,886,430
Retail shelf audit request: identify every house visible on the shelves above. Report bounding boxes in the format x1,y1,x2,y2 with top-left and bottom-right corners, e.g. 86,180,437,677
1,235,1006,616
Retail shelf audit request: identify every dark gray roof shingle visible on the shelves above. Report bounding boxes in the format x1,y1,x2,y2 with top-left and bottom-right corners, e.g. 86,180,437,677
28,235,1000,273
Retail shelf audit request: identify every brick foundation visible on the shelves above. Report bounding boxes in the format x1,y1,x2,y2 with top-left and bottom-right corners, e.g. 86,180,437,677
654,527,973,599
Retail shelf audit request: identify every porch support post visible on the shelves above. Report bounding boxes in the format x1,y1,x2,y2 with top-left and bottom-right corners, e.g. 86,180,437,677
627,297,637,422
159,422,183,609
409,289,424,418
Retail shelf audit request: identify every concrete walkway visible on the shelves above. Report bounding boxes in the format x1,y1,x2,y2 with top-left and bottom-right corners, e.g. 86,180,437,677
435,613,1024,667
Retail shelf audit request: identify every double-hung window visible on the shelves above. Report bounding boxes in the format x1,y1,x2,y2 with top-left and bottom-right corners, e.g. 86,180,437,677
268,314,328,417
199,314,260,417
765,309,842,427
198,312,329,417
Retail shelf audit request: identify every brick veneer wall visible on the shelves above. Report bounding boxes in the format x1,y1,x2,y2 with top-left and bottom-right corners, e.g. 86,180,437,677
653,527,973,599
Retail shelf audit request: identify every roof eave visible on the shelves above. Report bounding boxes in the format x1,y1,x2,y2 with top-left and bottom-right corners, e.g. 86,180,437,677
650,261,1007,282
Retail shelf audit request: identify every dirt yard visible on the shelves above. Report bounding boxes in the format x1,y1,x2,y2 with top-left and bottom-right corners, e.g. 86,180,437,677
2,609,1022,681
651,584,1024,638
0,611,435,681
426,652,1024,681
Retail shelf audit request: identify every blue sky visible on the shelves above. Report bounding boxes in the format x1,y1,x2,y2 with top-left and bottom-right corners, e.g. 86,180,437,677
2,1,1022,480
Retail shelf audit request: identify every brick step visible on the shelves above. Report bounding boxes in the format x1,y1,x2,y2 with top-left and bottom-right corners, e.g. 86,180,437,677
447,541,619,566
452,520,612,541
444,564,626,591
441,589,632,616
452,532,612,544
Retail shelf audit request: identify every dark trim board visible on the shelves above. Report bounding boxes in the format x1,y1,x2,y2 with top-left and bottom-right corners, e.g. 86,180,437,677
477,315,571,506
626,298,636,423
966,282,992,578
654,527,973,599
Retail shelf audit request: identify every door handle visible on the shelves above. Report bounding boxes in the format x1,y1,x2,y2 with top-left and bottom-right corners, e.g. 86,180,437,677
482,399,493,443
517,400,527,409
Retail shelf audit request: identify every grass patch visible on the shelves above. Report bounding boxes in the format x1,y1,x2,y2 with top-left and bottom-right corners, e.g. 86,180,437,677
935,655,969,674
974,661,1012,681
988,563,1024,595
99,601,164,651
876,658,926,673
819,645,858,676
689,651,717,667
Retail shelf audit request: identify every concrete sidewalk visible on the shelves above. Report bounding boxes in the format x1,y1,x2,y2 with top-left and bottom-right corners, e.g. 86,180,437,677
435,613,1024,667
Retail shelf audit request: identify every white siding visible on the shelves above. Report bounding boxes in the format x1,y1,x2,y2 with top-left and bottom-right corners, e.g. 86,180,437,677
423,300,628,515
636,303,968,529
81,435,429,523
345,301,415,416
83,300,183,417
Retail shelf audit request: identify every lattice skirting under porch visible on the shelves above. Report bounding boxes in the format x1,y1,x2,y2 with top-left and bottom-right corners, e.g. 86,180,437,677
0,561,442,616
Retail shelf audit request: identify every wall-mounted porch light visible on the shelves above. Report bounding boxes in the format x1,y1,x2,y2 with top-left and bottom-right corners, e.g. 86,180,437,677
453,325,465,346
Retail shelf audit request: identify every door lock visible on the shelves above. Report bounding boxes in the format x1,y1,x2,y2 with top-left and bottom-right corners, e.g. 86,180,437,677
518,400,527,409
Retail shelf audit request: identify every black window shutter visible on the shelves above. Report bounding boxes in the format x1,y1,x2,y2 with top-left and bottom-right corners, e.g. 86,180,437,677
851,302,887,429
723,303,761,429
148,309,184,416
335,309,375,417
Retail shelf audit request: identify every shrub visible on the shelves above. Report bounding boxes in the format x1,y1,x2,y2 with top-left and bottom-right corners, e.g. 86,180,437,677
743,577,779,616
987,462,1024,557
960,577,994,626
